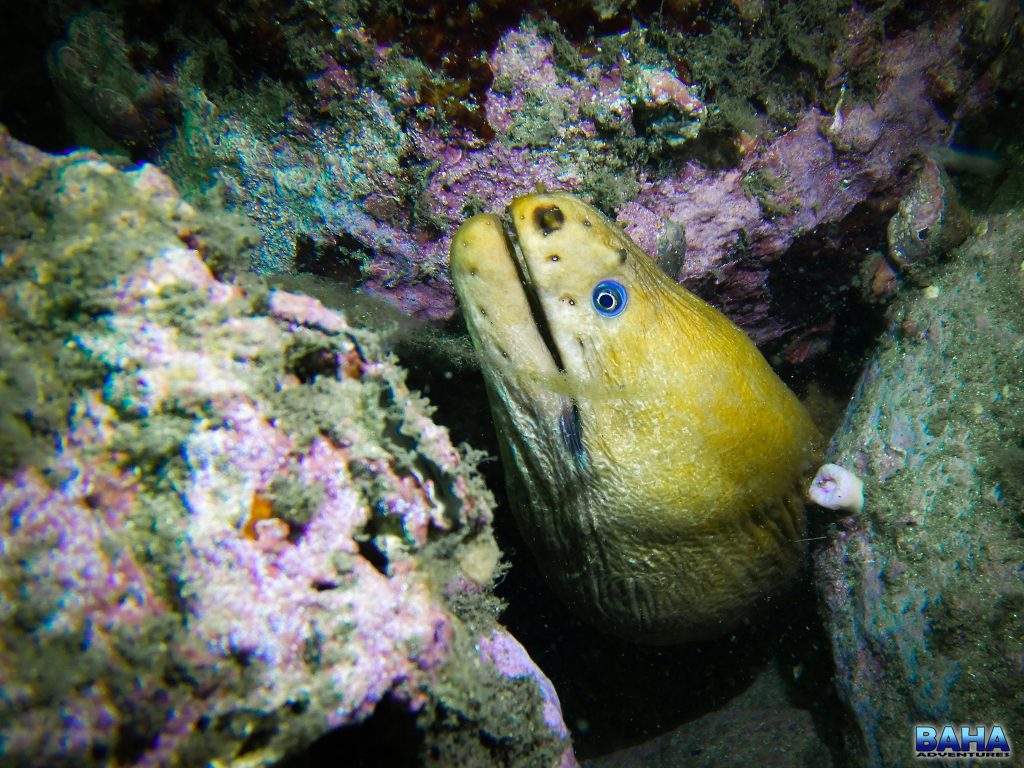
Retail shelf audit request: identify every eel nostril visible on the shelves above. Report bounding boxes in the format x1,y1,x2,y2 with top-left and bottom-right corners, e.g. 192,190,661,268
534,205,565,236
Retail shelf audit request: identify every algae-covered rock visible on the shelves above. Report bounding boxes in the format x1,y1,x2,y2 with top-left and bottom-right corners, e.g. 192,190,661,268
27,0,1017,360
0,127,574,768
815,212,1024,767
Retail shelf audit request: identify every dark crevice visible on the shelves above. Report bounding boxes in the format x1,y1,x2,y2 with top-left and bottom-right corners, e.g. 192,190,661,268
280,695,422,768
0,5,72,151
357,536,389,575
294,233,366,286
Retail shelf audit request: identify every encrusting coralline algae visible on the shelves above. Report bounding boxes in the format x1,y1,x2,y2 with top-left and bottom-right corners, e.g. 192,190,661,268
39,2,1019,360
0,127,575,768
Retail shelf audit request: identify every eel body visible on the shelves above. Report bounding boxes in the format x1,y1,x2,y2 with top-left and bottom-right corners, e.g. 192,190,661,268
450,192,821,643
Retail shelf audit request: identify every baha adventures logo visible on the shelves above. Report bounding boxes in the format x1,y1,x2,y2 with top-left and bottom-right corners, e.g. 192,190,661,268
915,724,1012,760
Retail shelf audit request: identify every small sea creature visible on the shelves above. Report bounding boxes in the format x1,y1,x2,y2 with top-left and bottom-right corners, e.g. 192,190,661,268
887,156,970,281
242,492,276,539
808,464,864,513
450,193,822,643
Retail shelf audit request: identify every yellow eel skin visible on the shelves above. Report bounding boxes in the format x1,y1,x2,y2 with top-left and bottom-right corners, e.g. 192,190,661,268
450,192,822,643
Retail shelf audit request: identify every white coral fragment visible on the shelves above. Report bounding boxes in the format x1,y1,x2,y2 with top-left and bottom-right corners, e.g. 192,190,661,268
808,463,864,513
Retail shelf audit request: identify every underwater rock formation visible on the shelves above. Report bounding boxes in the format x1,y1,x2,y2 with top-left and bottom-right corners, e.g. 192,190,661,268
621,11,973,343
814,212,1024,767
48,11,180,154
586,667,833,768
0,128,575,768
31,1,1014,357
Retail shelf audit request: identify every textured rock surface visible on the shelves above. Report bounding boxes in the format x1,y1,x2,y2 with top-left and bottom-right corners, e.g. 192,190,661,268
0,128,574,768
814,212,1024,767
584,667,834,768
15,1,1018,359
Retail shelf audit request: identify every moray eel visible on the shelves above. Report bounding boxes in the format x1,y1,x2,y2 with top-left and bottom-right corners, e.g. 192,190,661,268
450,192,821,643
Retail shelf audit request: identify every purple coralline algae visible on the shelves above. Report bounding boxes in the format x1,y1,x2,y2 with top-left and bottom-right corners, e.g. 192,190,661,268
477,630,577,768
623,13,969,342
814,212,1024,767
132,2,1013,355
0,127,575,768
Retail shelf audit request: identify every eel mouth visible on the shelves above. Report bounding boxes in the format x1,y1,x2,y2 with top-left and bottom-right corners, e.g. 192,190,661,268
501,214,566,373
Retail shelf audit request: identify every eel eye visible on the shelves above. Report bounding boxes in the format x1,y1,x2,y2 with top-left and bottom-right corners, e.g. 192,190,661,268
592,280,627,317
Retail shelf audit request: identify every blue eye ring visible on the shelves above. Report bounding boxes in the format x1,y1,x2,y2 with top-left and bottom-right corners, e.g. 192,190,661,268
592,280,628,317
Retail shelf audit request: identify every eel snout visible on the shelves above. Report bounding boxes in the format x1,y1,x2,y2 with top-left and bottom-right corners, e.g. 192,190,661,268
450,212,560,377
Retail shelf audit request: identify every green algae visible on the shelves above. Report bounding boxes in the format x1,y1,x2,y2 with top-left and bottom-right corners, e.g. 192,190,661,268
669,0,852,132
419,624,565,768
0,152,209,476
742,166,800,218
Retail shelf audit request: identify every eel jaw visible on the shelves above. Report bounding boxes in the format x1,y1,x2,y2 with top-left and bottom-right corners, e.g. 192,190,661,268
500,206,589,470
500,215,566,373
449,213,561,379
452,211,586,471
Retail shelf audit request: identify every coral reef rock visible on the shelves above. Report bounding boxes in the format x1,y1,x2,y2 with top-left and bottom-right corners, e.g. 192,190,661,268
0,127,575,768
29,0,1012,355
815,212,1024,767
